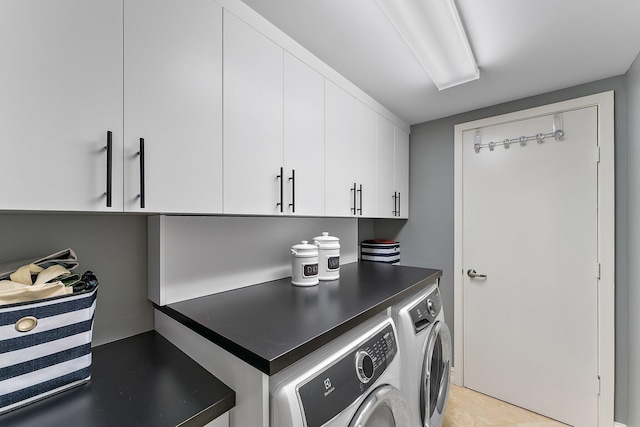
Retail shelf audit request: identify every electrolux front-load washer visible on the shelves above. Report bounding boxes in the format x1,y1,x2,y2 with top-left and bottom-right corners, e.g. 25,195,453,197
392,283,452,427
270,313,411,427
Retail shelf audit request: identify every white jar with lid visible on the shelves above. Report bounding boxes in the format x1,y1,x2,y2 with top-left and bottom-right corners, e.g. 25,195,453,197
291,241,319,286
313,232,340,281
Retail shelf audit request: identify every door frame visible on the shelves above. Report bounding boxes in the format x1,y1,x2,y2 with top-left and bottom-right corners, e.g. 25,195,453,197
453,91,615,425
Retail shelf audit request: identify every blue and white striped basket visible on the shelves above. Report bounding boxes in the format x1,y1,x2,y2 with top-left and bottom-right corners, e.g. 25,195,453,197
360,240,400,264
0,286,97,414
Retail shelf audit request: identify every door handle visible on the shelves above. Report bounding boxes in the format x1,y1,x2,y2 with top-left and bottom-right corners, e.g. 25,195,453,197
392,192,397,216
105,131,112,207
137,138,145,208
467,269,487,279
351,183,357,215
276,167,284,213
288,169,295,213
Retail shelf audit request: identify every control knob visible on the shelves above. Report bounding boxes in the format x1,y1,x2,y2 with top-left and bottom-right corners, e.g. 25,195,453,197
426,299,437,317
355,350,375,383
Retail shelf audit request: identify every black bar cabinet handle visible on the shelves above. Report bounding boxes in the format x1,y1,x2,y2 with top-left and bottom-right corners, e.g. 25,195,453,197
288,169,295,213
138,138,145,209
351,183,357,214
276,167,283,212
392,191,397,216
357,184,363,215
397,192,401,216
105,131,112,207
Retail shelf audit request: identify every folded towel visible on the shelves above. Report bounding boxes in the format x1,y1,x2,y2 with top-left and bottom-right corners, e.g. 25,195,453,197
0,265,73,305
9,263,44,285
0,281,72,305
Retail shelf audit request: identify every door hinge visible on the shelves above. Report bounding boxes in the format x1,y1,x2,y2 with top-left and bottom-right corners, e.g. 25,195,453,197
596,262,601,280
595,146,601,163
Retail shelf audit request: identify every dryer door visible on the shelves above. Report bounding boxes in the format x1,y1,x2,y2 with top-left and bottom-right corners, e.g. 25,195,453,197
349,385,411,427
420,321,452,427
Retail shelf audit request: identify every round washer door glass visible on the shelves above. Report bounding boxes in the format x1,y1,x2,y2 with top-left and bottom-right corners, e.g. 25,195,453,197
349,385,411,427
420,321,452,427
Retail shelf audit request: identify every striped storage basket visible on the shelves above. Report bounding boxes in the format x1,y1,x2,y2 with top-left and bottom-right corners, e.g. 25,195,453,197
360,240,400,264
0,286,97,414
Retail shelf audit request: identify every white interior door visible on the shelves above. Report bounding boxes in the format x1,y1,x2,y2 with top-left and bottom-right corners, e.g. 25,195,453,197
462,107,599,426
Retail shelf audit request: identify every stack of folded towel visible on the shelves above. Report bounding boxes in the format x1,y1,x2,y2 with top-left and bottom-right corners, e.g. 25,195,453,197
0,249,98,306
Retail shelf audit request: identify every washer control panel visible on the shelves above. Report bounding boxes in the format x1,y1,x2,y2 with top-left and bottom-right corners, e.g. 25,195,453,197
297,323,397,427
409,287,442,333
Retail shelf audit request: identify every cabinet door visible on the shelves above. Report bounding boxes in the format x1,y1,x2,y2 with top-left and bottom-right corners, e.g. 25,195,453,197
394,127,410,218
0,0,123,211
354,102,377,217
223,12,284,215
324,81,355,217
283,53,325,216
375,116,396,218
124,0,222,213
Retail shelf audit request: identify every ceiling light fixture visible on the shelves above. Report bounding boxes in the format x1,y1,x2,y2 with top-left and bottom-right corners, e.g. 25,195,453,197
376,0,479,90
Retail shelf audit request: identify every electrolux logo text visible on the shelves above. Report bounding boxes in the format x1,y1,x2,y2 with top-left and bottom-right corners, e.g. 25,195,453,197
323,378,335,397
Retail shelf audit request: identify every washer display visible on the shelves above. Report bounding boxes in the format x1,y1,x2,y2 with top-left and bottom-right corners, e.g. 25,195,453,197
271,314,411,427
392,283,452,427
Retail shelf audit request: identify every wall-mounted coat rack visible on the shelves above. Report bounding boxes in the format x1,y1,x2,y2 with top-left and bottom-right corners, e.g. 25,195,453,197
473,114,565,153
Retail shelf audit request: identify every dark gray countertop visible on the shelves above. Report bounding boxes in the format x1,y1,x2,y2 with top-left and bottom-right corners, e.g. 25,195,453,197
0,331,235,427
156,262,442,375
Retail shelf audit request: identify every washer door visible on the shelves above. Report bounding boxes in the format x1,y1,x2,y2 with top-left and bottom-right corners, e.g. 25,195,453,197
349,385,411,427
420,321,452,427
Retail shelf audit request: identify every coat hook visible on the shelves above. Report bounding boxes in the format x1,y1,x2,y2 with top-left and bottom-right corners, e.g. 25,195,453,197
553,114,564,141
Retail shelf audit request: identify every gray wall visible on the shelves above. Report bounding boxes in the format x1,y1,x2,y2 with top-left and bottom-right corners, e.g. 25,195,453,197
0,213,153,347
373,75,630,422
626,53,640,427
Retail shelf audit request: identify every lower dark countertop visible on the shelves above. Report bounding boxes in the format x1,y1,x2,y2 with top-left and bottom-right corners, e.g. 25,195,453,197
0,331,235,427
156,261,442,376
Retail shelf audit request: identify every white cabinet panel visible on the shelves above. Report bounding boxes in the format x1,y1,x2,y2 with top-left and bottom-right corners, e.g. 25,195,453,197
375,116,396,218
223,11,284,215
0,0,123,211
124,0,222,213
283,53,325,216
324,81,355,217
354,102,377,217
394,127,410,218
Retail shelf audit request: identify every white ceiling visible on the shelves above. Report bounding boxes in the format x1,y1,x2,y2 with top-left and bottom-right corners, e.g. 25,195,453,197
239,0,640,125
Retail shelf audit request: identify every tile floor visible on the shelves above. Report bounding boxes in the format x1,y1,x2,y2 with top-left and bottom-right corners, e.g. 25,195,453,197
443,385,570,427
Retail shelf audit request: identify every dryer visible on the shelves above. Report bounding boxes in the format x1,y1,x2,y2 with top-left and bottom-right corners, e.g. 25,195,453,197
392,283,452,427
270,314,411,427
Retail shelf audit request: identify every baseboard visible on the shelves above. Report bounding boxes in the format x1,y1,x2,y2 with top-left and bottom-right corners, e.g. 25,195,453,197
614,423,627,427
449,367,463,387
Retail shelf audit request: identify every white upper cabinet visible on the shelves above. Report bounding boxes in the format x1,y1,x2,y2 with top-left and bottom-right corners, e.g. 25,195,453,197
124,0,223,213
354,102,378,217
0,0,123,211
376,122,410,219
223,11,284,215
0,1,408,217
283,53,325,216
394,127,410,218
324,81,356,217
376,116,396,218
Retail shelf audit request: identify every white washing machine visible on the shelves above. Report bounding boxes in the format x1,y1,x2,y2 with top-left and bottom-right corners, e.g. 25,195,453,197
270,314,412,427
392,283,452,427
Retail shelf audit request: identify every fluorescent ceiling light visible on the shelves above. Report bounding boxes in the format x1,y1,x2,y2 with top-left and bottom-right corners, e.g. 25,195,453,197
377,0,479,90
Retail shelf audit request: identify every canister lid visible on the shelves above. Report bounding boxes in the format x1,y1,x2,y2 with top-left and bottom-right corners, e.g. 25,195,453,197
292,241,318,256
313,232,340,249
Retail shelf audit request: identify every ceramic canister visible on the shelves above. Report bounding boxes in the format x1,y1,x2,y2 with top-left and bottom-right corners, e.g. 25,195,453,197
291,241,319,286
313,232,340,281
